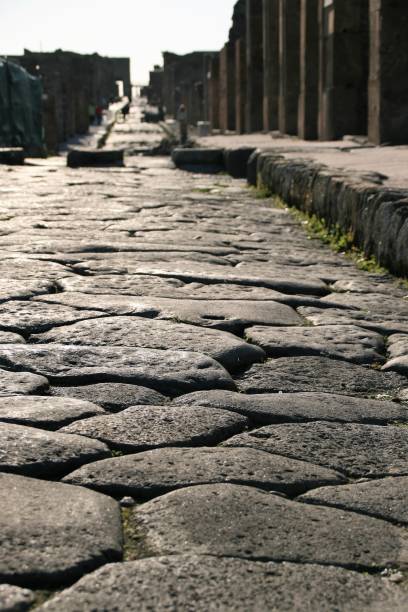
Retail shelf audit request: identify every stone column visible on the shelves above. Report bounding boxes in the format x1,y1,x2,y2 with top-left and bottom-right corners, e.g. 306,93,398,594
368,0,408,144
298,0,319,139
278,0,300,135
318,0,369,140
219,43,236,132
246,0,264,132
235,38,247,134
208,55,220,128
262,0,279,132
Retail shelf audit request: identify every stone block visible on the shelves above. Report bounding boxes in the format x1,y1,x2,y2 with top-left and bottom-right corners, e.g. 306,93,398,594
67,148,124,168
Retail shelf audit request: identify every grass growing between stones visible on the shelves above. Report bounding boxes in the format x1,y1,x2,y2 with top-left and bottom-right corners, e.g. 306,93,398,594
121,508,152,561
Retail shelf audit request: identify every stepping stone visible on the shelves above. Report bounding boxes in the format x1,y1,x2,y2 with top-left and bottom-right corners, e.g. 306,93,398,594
0,331,25,344
0,300,104,334
236,357,408,397
35,294,303,332
63,446,344,498
299,477,408,525
299,306,408,335
224,146,256,178
172,148,225,173
34,316,265,371
0,344,235,394
223,421,408,477
0,368,49,396
0,584,34,611
60,405,247,452
0,423,110,477
67,147,124,168
52,383,168,412
0,396,105,430
0,473,122,587
245,324,385,364
35,555,408,612
173,390,408,425
132,484,408,570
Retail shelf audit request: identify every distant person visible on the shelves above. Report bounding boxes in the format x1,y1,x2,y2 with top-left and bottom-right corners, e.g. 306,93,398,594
88,103,96,125
177,104,188,145
122,102,130,121
95,105,103,126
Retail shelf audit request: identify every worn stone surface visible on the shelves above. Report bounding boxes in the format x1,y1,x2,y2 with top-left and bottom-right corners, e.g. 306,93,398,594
133,484,408,570
0,331,25,344
173,390,408,424
63,446,344,498
0,395,105,429
60,405,247,452
224,421,408,477
299,476,408,525
0,368,49,396
236,356,408,396
36,555,408,612
299,305,408,335
0,473,122,587
0,344,235,394
33,316,265,371
52,383,168,412
245,324,385,364
0,584,34,612
0,423,110,477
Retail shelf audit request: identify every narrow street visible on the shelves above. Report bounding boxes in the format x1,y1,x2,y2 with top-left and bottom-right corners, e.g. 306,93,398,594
1,106,408,610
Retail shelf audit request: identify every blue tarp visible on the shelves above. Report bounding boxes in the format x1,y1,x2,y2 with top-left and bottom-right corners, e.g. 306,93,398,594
0,58,43,152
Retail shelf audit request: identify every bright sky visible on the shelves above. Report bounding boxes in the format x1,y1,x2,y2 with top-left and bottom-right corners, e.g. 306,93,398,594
0,0,237,84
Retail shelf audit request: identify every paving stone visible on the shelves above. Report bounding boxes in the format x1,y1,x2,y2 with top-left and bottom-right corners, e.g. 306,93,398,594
0,368,49,396
173,390,408,424
236,357,408,396
299,306,408,335
245,324,385,364
60,405,247,452
0,396,105,429
321,292,408,318
63,446,344,498
133,483,408,570
299,477,408,525
35,555,408,612
34,316,265,371
0,423,110,477
387,334,408,359
331,278,406,295
52,383,168,412
0,259,73,282
0,331,25,343
0,344,235,394
0,584,34,612
383,355,408,376
0,300,105,334
35,294,303,332
223,421,408,477
0,473,122,587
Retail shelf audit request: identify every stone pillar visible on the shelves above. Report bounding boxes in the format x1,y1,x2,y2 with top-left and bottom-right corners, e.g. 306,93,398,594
263,0,279,132
246,0,264,132
208,55,220,129
219,43,236,132
368,0,408,144
278,0,300,135
318,0,369,140
298,0,319,139
235,38,247,134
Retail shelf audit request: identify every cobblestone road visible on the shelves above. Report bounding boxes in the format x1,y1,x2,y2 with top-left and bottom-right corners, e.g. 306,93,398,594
1,107,408,611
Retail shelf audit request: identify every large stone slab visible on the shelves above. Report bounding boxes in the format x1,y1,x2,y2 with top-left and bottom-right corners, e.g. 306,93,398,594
173,390,408,425
236,357,408,397
0,584,34,611
387,334,408,359
0,368,49,396
0,300,104,334
133,484,408,570
60,405,247,452
0,473,122,587
0,396,105,429
52,383,168,412
300,476,408,525
0,423,110,477
35,555,408,612
63,446,344,498
245,324,385,364
0,345,235,394
321,292,408,319
299,306,408,335
224,421,408,477
33,316,265,371
0,331,25,344
35,294,303,332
